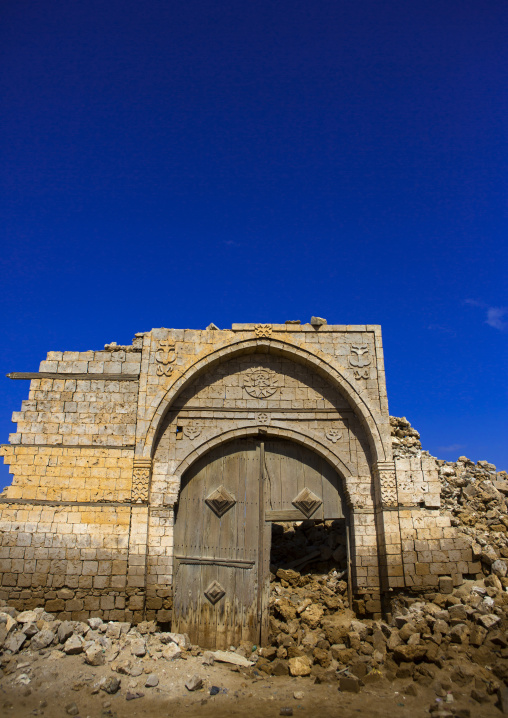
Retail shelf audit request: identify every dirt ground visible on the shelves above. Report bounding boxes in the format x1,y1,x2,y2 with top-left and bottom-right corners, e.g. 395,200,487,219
0,650,502,718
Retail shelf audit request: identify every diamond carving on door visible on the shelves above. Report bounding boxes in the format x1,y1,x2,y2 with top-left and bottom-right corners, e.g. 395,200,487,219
205,485,236,517
292,487,322,518
204,580,226,604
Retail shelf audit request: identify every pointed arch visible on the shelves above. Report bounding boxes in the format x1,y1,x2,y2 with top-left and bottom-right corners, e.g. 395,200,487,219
172,424,355,507
140,337,388,463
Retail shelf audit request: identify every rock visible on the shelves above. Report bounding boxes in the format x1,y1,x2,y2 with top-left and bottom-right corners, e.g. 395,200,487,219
392,645,426,663
0,612,17,634
405,683,419,696
339,675,361,693
126,691,145,700
106,622,121,639
497,686,508,714
396,662,414,679
101,677,121,694
448,604,467,621
439,577,454,594
31,629,55,651
58,621,75,643
64,634,84,655
387,631,403,650
293,691,305,700
481,545,498,566
145,673,159,687
4,632,27,654
87,617,103,630
271,659,289,676
160,632,191,649
399,623,417,642
310,316,327,326
162,643,182,661
492,560,508,578
313,647,331,668
349,619,368,640
202,651,215,665
85,644,105,666
130,639,146,657
185,674,203,691
321,614,352,645
477,613,501,630
65,702,79,716
469,625,487,647
16,610,38,623
471,688,490,704
22,622,39,637
450,624,469,644
289,656,312,676
210,650,253,667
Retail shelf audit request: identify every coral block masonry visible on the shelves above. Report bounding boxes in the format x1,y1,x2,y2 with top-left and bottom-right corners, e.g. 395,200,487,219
0,322,473,640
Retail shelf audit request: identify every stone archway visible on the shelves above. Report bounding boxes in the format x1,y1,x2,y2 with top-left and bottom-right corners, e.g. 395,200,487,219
142,337,389,464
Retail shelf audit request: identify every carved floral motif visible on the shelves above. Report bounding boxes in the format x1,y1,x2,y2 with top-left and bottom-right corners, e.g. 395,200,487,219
349,344,371,368
254,324,273,338
183,424,201,440
257,413,270,424
243,367,279,398
155,339,176,377
325,428,342,443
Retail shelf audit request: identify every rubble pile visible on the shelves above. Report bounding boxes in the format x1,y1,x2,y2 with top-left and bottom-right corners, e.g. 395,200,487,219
391,416,508,587
390,415,423,457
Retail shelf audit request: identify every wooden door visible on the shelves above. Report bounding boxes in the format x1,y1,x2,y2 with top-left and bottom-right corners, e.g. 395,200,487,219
172,439,262,649
172,438,346,649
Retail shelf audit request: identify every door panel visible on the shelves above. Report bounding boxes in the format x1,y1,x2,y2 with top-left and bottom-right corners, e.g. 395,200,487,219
264,440,345,520
173,439,260,648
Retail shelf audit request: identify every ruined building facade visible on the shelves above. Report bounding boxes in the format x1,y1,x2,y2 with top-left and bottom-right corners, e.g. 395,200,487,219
0,323,475,646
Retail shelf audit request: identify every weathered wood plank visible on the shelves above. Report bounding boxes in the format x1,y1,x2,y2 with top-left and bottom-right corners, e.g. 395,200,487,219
265,509,307,521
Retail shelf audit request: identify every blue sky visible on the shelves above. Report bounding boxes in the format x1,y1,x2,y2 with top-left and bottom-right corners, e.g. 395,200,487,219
1,0,507,489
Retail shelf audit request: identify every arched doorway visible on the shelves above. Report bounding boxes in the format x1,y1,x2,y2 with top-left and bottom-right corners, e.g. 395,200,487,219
172,437,348,649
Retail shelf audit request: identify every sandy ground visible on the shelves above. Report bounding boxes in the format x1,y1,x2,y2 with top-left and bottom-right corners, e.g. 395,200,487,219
0,651,502,718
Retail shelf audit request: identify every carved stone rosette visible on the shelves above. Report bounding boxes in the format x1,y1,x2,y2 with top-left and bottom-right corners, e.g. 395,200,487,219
243,366,279,398
132,458,152,503
374,461,398,508
254,324,272,338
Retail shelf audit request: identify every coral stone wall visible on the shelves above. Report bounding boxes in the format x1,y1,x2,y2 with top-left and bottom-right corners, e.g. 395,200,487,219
0,324,473,624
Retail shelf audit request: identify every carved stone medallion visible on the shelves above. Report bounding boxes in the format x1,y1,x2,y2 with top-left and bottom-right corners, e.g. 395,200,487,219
292,487,322,518
155,338,176,377
254,324,272,338
349,344,371,369
204,580,226,605
325,428,342,443
257,412,269,424
183,424,201,440
243,367,279,398
205,485,236,517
